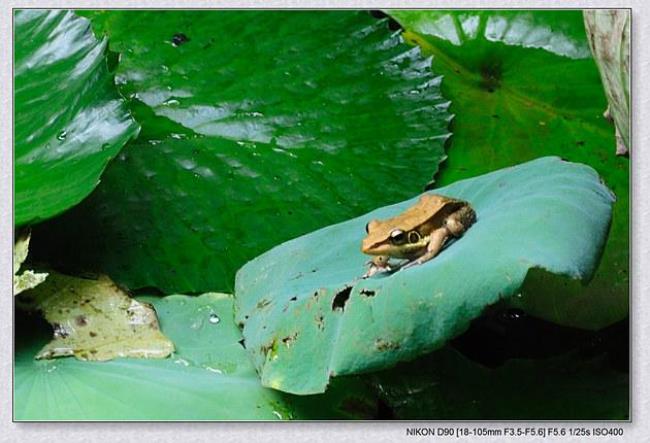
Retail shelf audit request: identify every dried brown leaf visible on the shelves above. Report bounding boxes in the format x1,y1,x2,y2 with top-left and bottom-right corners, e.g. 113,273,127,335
25,272,174,361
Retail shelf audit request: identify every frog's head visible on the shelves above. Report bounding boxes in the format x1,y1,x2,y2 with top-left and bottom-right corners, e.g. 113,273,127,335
361,219,428,258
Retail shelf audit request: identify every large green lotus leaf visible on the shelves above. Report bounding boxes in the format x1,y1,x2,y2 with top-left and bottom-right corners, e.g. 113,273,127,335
371,346,628,420
15,292,378,420
234,157,614,394
14,10,139,226
32,10,450,294
387,10,629,329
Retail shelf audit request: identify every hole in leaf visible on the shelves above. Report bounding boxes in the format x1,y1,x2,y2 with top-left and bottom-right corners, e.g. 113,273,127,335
360,289,376,297
281,332,298,347
332,286,352,311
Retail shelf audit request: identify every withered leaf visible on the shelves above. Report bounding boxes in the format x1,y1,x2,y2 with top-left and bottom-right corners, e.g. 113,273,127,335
13,232,48,295
24,272,174,361
584,10,630,155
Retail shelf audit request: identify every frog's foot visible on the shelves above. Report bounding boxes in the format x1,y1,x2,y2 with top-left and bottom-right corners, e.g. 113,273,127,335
363,255,397,278
401,253,438,271
362,266,380,278
363,261,393,278
400,258,423,270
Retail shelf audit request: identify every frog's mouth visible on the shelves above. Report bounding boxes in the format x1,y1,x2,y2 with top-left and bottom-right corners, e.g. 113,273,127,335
361,237,429,258
391,242,429,259
361,238,381,255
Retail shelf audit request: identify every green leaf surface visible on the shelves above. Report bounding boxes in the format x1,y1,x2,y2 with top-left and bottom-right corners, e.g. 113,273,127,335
372,347,628,420
33,11,451,294
387,10,629,329
234,157,614,394
14,10,139,226
15,292,378,420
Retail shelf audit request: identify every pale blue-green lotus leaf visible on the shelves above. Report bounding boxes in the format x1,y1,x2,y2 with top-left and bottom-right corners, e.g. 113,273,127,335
384,9,628,330
15,293,376,419
234,157,615,394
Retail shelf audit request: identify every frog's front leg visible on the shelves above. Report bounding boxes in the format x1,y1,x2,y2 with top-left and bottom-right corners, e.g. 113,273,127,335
402,228,449,269
363,255,392,278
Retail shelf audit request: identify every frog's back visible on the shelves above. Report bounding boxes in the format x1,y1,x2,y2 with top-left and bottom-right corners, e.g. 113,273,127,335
401,194,453,228
366,194,461,243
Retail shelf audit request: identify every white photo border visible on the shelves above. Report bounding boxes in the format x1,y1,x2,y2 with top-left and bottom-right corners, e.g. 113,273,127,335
1,1,646,442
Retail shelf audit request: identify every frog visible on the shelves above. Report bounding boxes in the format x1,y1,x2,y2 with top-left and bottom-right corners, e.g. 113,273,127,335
361,194,476,277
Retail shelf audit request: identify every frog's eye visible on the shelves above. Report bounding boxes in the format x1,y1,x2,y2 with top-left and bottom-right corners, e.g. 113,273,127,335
389,229,406,245
408,231,421,243
365,222,370,234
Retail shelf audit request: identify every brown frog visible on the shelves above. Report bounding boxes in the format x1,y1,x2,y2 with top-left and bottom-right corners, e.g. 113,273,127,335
361,194,476,277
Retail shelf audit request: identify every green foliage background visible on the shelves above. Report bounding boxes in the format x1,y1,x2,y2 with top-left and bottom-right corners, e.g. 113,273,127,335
235,157,615,394
389,10,628,330
32,10,452,294
14,9,628,420
14,10,139,226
